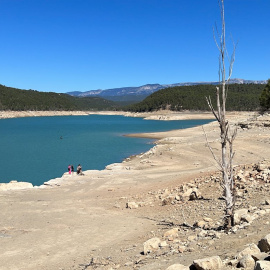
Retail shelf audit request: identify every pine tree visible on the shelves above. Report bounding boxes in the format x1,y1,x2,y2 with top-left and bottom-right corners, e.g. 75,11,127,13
260,79,270,111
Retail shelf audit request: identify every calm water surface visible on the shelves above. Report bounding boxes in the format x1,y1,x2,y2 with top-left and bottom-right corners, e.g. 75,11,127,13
0,115,212,186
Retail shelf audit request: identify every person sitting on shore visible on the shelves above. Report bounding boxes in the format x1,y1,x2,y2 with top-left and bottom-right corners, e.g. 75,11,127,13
77,164,83,175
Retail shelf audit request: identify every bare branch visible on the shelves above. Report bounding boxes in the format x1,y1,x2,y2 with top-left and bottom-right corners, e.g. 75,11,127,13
202,126,222,170
206,96,220,121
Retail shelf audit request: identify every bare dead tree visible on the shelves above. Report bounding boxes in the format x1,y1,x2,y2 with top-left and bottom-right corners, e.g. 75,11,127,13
206,0,237,228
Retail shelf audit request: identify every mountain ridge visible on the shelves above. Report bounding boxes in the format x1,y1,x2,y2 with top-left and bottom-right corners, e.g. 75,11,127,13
66,79,267,99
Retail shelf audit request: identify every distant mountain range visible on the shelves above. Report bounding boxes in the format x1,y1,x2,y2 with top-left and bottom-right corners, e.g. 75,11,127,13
66,79,267,103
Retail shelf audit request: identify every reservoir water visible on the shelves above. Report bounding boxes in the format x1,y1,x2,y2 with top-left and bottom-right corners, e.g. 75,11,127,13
0,115,212,186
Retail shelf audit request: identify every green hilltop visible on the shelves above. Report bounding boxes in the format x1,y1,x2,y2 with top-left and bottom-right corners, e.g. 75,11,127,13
0,84,118,111
123,84,266,112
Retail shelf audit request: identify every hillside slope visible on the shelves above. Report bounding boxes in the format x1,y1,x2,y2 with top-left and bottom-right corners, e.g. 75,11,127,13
124,84,266,112
0,84,117,111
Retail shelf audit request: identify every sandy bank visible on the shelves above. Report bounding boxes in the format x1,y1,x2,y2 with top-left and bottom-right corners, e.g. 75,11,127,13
0,110,216,121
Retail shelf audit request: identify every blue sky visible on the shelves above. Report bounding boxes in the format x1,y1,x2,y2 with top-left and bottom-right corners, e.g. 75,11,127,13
0,0,269,93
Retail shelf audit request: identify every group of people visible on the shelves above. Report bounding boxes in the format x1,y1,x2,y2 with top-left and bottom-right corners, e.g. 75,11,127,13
67,164,83,175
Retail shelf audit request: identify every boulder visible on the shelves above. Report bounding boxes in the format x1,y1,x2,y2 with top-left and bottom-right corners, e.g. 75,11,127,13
126,202,138,209
162,196,174,206
234,208,249,225
163,228,179,238
241,214,254,223
254,260,270,270
193,256,223,270
166,264,189,270
237,254,255,270
143,237,161,254
182,188,202,201
238,243,261,260
258,234,270,252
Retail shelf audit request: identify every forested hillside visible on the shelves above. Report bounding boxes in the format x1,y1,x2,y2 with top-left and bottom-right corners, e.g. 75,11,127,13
0,84,117,111
124,84,266,112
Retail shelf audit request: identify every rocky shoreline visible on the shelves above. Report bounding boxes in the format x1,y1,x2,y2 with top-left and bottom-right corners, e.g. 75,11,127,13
1,111,270,270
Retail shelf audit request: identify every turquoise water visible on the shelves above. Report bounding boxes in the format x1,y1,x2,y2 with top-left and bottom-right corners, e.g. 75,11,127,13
0,115,212,186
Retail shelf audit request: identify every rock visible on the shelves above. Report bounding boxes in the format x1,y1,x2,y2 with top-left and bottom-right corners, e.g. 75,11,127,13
237,254,255,270
182,188,202,201
105,163,124,170
0,181,33,191
159,241,168,248
178,245,186,253
165,264,189,270
234,208,249,225
241,214,254,223
238,243,261,260
254,260,270,270
195,220,207,228
258,234,270,252
143,237,161,254
163,228,179,238
257,163,269,171
252,252,270,261
193,256,223,270
162,196,174,206
203,217,213,223
126,202,138,209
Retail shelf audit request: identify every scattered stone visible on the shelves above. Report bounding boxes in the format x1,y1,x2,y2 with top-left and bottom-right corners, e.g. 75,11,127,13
162,196,174,206
237,243,261,260
165,264,189,270
237,254,255,270
234,208,249,225
193,256,223,270
143,237,161,254
254,260,270,270
178,246,186,253
126,202,138,209
258,234,270,252
163,228,179,238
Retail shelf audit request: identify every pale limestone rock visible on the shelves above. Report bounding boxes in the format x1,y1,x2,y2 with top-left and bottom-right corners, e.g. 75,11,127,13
238,254,255,270
182,188,202,200
193,256,223,270
241,214,254,223
203,217,213,223
254,260,270,270
165,264,189,270
126,202,138,209
143,237,161,254
105,163,123,170
234,208,249,225
178,245,186,253
163,228,179,238
0,181,33,191
162,196,174,206
258,234,270,252
238,243,261,260
159,241,168,248
195,220,207,228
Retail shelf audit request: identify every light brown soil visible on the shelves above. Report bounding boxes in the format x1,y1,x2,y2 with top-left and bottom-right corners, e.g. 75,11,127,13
0,111,269,270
